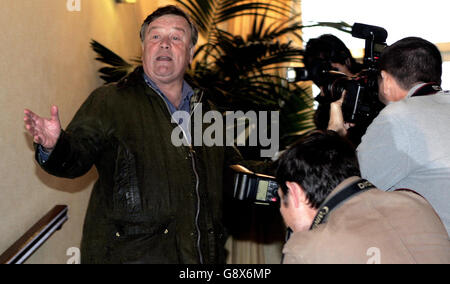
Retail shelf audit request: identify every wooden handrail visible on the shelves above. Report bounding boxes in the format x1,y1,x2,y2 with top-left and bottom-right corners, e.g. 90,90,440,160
0,205,68,264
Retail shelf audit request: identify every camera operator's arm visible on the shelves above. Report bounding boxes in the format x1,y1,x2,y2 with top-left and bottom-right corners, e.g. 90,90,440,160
327,92,354,136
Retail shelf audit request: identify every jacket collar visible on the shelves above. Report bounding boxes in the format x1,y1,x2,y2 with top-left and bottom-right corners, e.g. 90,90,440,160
120,66,205,105
319,176,362,207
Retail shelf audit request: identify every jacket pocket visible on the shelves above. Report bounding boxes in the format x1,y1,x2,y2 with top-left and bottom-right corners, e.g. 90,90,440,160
111,218,179,264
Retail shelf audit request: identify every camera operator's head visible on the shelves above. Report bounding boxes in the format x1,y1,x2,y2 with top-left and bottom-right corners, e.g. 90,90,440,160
275,130,360,232
378,37,442,104
305,34,363,78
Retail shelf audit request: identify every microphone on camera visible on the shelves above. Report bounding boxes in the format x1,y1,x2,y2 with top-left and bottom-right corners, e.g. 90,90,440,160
352,23,388,43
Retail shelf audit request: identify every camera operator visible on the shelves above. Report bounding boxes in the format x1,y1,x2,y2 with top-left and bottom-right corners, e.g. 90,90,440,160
328,37,450,235
303,34,368,145
304,34,362,80
275,130,450,264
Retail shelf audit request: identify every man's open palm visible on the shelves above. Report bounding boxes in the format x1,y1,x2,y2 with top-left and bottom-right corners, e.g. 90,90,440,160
24,106,61,150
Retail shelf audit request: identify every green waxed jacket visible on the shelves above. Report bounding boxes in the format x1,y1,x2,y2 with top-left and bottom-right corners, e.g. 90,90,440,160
36,67,248,264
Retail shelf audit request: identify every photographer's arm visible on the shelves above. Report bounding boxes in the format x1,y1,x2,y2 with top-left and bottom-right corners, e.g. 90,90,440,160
327,92,354,136
225,145,274,175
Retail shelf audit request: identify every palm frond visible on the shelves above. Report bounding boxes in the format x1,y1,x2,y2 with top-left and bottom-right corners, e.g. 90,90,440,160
90,39,136,84
176,0,294,38
303,21,353,34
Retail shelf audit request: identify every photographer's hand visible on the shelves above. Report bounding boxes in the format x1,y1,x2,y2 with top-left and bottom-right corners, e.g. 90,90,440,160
327,92,354,136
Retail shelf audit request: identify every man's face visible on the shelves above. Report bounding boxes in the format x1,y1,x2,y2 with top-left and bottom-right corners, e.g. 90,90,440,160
142,14,194,85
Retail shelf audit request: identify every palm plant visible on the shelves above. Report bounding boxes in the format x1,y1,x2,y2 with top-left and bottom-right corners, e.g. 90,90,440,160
90,0,351,153
90,40,136,84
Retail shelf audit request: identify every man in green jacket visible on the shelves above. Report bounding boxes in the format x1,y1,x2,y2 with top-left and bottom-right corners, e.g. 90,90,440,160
23,5,255,264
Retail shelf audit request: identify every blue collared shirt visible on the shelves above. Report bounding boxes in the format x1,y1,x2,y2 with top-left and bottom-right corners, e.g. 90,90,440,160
143,73,194,145
143,73,194,115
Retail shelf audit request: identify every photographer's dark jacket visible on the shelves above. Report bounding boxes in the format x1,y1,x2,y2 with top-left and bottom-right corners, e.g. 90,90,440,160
35,67,250,264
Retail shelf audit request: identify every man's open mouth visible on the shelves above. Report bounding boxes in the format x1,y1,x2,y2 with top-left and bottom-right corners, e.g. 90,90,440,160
156,56,173,61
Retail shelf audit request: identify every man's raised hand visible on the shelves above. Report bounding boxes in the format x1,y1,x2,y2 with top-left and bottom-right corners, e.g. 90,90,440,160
24,106,61,150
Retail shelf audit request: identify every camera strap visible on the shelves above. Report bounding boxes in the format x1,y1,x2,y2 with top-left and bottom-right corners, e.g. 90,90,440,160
411,82,442,97
281,179,375,263
310,178,376,230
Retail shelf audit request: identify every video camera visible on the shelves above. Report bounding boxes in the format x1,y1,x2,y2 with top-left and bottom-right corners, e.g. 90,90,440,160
287,23,388,124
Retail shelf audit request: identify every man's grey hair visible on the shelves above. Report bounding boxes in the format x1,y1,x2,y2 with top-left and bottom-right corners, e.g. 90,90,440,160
140,5,198,47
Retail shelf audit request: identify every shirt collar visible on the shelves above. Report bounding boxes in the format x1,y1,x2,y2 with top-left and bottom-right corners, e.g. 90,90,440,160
142,72,194,108
406,83,428,98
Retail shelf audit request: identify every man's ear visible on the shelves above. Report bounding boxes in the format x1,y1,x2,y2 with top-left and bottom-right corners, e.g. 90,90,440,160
382,70,397,91
381,70,388,82
380,70,390,96
285,181,307,208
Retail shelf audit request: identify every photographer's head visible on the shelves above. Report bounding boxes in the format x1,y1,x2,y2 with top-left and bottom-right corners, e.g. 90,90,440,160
275,130,360,232
378,37,442,104
305,34,362,78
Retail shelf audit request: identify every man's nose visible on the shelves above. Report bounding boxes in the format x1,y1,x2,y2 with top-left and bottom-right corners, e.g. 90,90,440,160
160,36,170,49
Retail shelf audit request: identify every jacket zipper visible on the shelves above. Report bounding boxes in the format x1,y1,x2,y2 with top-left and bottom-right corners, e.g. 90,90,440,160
189,146,203,264
147,84,205,264
189,91,204,264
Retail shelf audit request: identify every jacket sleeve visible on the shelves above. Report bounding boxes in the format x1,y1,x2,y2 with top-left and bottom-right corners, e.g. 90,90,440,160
35,88,112,179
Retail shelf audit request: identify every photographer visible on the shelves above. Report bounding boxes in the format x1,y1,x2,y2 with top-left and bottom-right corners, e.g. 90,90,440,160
328,37,450,235
275,130,450,264
304,34,362,81
303,34,368,145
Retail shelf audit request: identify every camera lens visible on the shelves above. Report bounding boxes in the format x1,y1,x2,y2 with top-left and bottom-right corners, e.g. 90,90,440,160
322,72,350,102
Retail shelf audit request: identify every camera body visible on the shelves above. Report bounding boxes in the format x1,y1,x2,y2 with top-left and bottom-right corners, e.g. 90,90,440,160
316,68,384,123
288,23,388,124
231,165,279,205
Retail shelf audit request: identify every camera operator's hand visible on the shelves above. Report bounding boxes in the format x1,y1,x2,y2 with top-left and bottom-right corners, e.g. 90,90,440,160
327,92,354,137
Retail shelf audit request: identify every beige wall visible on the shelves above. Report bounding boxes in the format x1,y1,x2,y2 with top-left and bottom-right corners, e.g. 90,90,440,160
0,0,172,264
